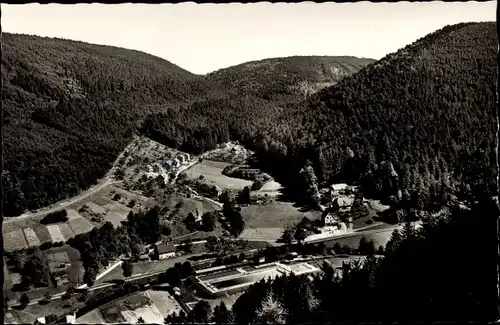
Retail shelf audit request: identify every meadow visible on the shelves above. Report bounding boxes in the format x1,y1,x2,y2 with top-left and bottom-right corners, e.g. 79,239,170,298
184,160,253,190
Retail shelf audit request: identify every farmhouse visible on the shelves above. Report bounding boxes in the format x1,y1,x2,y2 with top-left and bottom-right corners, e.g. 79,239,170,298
155,242,176,260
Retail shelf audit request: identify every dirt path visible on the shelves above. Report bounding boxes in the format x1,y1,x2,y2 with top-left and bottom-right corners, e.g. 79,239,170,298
5,180,123,223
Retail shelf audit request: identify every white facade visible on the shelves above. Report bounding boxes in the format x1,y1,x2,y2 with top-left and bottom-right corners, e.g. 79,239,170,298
159,252,176,260
324,214,336,226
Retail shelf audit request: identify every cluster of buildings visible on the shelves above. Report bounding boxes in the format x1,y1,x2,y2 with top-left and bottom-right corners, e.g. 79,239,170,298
161,152,191,170
303,183,366,238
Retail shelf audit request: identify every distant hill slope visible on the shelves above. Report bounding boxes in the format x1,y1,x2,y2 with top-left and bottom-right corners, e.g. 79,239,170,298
142,22,497,209
206,56,375,103
256,22,498,204
2,33,225,216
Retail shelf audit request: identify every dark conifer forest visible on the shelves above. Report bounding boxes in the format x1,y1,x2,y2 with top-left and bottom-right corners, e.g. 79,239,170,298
2,23,496,217
2,33,224,216
142,22,497,207
2,20,498,323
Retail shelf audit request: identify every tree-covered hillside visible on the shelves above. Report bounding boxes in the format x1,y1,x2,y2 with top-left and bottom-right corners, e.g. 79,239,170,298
1,33,225,216
142,22,497,209
206,56,375,103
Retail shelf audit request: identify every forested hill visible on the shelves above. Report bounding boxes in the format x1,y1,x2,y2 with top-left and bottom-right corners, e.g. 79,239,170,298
252,22,498,206
206,56,375,103
2,33,227,216
142,22,497,210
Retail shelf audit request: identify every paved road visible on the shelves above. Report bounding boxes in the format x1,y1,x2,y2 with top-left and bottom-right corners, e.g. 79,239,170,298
305,226,400,245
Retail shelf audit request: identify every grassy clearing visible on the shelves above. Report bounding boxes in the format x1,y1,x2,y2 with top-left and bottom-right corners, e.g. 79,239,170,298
33,226,52,244
184,160,253,190
322,228,398,249
100,303,127,323
85,202,108,215
66,209,83,220
58,223,76,241
253,180,283,197
47,225,66,243
239,227,284,241
4,229,28,251
241,203,304,228
68,218,94,235
104,212,126,228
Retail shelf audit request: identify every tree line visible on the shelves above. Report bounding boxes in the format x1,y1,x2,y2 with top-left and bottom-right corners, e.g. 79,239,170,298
169,191,498,323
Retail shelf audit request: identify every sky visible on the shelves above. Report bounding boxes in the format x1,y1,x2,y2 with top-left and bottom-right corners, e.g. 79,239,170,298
1,2,496,75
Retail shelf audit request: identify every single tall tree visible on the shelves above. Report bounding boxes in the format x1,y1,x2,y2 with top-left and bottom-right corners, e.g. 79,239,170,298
254,291,288,325
122,260,133,277
294,227,307,244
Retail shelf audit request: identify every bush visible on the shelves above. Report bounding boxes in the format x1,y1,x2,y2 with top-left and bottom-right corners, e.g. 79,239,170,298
40,210,68,224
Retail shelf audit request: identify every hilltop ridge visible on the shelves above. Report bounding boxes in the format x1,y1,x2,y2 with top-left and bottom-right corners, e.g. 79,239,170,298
206,55,375,103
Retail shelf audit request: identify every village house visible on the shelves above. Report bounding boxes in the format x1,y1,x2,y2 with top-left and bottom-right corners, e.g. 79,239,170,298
155,242,176,260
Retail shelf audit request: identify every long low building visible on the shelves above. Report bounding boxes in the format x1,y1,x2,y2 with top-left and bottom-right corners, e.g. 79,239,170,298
194,262,320,296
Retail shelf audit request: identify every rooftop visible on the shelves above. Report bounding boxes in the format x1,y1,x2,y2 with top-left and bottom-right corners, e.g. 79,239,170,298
156,242,175,254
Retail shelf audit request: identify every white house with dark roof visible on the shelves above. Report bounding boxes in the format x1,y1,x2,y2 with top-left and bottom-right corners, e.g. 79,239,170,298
155,242,176,260
323,213,337,226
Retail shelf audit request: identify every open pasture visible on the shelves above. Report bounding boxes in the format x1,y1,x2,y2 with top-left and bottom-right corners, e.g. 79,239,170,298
104,211,127,227
47,224,66,243
58,223,76,241
322,228,399,249
68,217,94,235
184,160,253,190
253,180,283,197
241,202,304,228
33,225,52,244
239,227,284,241
66,208,83,220
85,202,108,215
